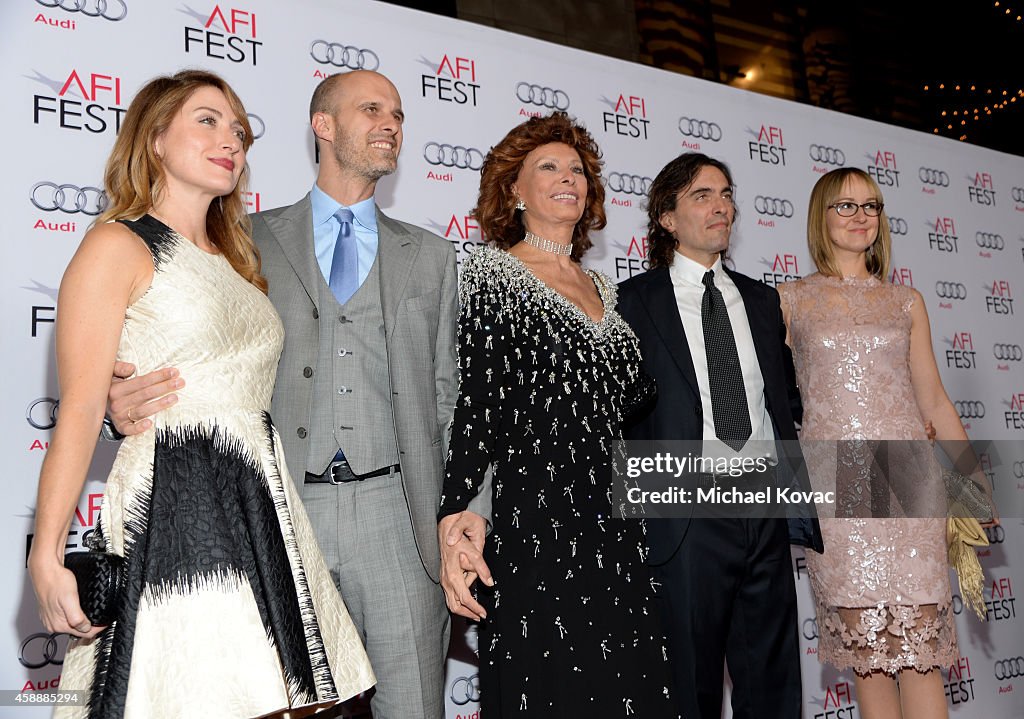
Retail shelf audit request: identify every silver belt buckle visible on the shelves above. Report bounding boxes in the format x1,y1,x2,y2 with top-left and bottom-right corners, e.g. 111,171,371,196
328,460,349,485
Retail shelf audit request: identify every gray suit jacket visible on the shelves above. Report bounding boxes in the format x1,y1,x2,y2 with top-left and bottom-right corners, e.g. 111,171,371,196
251,193,461,581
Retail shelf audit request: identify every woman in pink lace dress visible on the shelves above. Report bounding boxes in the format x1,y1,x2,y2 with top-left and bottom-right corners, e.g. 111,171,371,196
779,168,968,718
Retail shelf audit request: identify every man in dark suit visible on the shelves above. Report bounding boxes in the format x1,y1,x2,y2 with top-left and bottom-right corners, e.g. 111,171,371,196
617,152,822,719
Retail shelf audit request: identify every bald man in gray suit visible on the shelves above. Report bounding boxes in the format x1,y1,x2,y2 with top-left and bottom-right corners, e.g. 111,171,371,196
109,70,487,719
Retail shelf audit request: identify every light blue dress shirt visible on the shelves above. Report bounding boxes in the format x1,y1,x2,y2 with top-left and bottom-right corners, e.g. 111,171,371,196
311,184,378,289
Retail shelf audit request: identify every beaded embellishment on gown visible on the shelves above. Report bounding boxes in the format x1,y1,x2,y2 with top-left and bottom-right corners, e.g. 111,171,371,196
780,273,957,675
439,247,678,717
57,215,374,718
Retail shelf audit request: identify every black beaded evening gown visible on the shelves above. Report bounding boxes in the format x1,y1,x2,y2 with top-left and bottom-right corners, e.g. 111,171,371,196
440,247,677,718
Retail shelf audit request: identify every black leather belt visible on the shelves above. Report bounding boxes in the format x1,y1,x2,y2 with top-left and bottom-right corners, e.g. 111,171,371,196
305,461,399,484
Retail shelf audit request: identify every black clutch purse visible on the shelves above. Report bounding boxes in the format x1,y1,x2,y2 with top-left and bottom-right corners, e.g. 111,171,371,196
64,534,126,626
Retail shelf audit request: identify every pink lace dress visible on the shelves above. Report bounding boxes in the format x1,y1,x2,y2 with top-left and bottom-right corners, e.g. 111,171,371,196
779,273,957,675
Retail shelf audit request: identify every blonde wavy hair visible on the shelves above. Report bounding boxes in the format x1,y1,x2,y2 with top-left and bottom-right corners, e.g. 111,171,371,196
97,69,266,292
807,168,891,281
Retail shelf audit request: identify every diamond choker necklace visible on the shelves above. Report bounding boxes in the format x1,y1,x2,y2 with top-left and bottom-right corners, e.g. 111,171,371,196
523,231,572,256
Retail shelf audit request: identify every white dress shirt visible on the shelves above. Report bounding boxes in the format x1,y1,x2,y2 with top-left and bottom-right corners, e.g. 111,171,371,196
668,253,776,455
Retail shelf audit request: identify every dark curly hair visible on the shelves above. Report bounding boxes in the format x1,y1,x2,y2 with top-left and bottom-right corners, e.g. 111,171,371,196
473,112,606,262
645,152,734,269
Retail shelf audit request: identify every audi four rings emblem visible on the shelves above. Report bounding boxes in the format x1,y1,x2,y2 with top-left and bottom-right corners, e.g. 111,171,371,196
954,400,985,419
246,113,265,141
677,117,722,141
808,145,846,166
423,143,484,170
515,83,570,110
19,633,68,669
888,217,908,235
450,674,481,705
801,618,818,640
975,232,1005,250
1011,187,1024,203
309,41,380,71
31,182,108,215
934,281,967,300
994,657,1024,680
27,397,59,431
37,0,128,21
608,172,652,196
918,167,950,186
753,196,794,218
993,343,1023,361
984,525,1005,544
1014,461,1024,479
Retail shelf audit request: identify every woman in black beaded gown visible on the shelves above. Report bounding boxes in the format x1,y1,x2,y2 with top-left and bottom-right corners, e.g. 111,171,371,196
438,113,678,717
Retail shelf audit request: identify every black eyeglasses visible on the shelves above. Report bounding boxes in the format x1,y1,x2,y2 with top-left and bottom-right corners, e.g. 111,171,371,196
828,201,884,217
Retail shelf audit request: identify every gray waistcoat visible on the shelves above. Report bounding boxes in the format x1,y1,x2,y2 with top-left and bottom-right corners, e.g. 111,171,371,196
309,255,400,475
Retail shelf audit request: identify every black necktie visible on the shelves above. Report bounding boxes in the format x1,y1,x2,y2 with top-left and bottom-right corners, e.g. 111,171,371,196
701,269,752,451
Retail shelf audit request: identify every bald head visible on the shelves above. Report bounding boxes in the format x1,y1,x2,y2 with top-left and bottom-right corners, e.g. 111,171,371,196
309,70,398,121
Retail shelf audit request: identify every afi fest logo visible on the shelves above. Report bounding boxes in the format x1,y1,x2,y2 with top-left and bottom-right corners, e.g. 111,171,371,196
24,281,58,338
759,254,801,287
927,216,959,253
1006,392,1024,431
31,68,125,134
420,54,480,106
810,681,857,719
34,0,128,29
423,214,485,266
890,266,913,286
945,656,976,706
182,5,261,66
747,124,787,166
944,332,976,370
612,236,649,280
967,170,996,206
866,150,900,187
600,94,650,140
986,576,1017,621
986,279,1014,316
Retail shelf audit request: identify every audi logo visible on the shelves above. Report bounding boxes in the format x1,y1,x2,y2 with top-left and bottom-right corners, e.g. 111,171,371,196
36,0,128,21
1011,187,1024,203
515,83,570,110
993,343,1023,361
246,113,265,141
995,657,1024,680
31,181,108,216
608,172,652,196
309,41,380,71
801,617,818,640
975,232,1004,250
27,397,59,431
450,674,481,705
1013,460,1023,479
954,400,986,420
888,216,908,235
934,281,967,300
918,167,950,187
753,196,794,218
677,117,722,142
423,142,484,171
19,632,68,669
808,144,846,166
984,525,1005,544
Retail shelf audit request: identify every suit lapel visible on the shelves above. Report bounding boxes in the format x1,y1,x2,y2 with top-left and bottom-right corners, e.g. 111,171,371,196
264,193,322,310
376,208,419,340
640,268,700,398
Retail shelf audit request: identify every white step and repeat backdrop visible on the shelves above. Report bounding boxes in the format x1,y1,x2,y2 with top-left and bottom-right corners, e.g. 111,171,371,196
3,1,1022,717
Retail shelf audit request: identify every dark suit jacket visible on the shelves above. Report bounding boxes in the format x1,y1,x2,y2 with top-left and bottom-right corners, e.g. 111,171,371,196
617,265,823,564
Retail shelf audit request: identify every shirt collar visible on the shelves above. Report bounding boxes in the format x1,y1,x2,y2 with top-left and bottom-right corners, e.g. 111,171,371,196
310,184,378,232
669,251,725,288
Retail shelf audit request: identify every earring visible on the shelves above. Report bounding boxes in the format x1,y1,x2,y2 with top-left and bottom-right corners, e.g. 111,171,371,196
515,198,526,211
